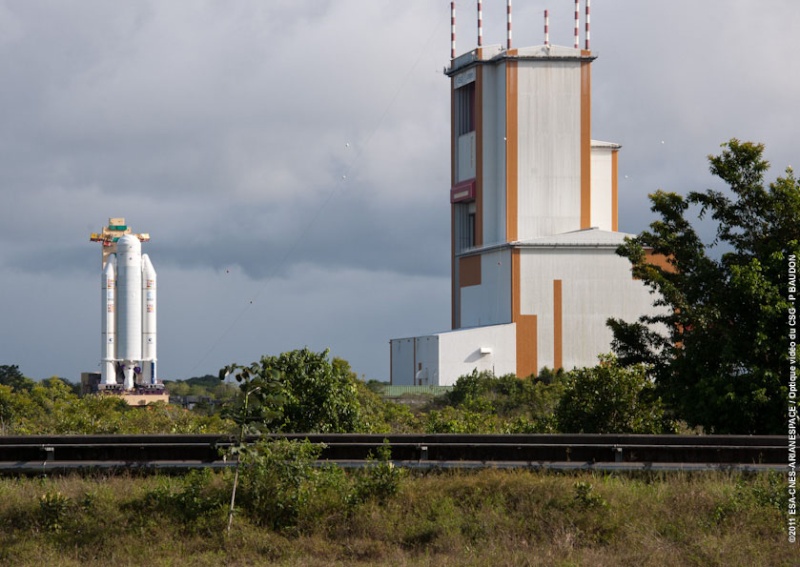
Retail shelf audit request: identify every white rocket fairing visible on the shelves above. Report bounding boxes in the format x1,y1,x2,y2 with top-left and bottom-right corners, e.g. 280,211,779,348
117,235,142,389
100,234,158,389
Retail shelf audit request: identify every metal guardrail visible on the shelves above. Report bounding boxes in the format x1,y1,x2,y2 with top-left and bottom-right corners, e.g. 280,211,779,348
0,434,787,475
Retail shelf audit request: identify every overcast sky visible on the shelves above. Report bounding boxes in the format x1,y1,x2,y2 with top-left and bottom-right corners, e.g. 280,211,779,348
1,1,797,383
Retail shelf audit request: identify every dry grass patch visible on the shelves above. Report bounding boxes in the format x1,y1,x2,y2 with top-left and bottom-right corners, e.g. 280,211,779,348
0,468,793,566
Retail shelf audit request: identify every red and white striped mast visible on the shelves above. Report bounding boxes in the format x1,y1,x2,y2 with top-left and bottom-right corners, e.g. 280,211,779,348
450,1,456,59
585,0,591,50
506,0,513,49
574,0,580,49
477,1,483,47
544,9,550,47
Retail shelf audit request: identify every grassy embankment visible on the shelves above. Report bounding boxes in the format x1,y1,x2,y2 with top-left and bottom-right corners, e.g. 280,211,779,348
0,465,792,566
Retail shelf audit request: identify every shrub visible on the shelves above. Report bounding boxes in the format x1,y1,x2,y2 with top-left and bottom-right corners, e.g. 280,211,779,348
555,355,677,434
137,470,226,533
39,491,71,533
237,439,323,531
352,442,405,506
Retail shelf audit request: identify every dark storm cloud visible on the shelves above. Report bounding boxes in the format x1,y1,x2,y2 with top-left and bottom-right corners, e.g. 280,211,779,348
1,1,797,383
148,193,451,280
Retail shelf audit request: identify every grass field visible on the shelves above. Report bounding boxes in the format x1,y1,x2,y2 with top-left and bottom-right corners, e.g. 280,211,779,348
0,465,793,566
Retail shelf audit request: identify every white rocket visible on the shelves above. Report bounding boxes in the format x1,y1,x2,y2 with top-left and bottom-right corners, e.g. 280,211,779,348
100,234,158,389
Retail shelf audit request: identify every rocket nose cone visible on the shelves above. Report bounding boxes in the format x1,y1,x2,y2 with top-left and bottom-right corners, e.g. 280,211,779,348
117,234,142,256
142,254,156,277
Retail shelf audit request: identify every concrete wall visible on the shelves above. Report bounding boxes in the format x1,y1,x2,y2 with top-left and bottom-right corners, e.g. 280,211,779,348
436,323,517,386
390,323,517,386
390,337,416,386
516,60,582,239
459,248,512,327
390,335,440,386
590,146,615,231
518,245,659,370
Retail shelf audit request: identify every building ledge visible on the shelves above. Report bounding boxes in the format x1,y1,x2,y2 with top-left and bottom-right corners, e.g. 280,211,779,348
446,44,596,76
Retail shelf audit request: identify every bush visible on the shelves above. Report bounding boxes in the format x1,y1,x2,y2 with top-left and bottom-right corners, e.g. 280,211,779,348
38,491,71,533
438,369,567,429
555,355,677,434
237,439,324,531
137,469,226,533
352,442,405,506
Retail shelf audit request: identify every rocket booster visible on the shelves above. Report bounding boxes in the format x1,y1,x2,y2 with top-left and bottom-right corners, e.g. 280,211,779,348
141,253,157,385
100,234,158,389
101,259,116,385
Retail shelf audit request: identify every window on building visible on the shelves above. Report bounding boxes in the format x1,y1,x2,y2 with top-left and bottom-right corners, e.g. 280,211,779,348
455,82,475,136
455,201,477,252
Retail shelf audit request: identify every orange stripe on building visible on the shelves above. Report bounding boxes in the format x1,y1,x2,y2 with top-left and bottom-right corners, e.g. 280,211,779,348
459,255,481,287
512,248,538,378
475,66,484,247
644,250,676,273
611,149,619,232
516,315,538,379
450,77,457,329
505,61,518,242
553,279,563,370
580,59,592,229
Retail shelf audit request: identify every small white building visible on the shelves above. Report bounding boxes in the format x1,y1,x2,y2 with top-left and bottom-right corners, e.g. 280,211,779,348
390,19,662,386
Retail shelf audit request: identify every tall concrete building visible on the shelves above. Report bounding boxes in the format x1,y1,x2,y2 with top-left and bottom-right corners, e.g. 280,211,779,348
390,4,660,386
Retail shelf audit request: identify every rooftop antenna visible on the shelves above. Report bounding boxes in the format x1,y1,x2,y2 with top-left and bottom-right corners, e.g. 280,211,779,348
477,1,483,46
574,0,580,49
544,9,549,46
507,0,512,49
451,1,456,59
585,0,591,50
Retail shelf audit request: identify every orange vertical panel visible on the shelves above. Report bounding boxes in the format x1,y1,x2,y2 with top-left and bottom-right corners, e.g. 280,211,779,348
506,61,518,243
516,315,538,379
643,250,677,274
450,77,457,329
553,279,563,370
459,255,482,287
611,149,619,232
580,60,592,229
475,66,484,247
512,249,538,378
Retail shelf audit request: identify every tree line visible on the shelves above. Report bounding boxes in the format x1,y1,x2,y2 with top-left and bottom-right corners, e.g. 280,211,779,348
2,140,795,435
0,353,675,436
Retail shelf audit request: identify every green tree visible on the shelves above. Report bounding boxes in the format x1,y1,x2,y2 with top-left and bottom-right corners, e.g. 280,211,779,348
164,380,191,397
609,139,799,434
0,384,15,434
218,361,285,436
247,348,364,433
555,356,675,434
350,379,417,433
441,369,566,425
0,365,34,392
444,369,498,412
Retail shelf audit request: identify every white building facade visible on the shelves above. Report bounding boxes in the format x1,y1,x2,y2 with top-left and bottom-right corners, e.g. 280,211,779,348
390,19,664,387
